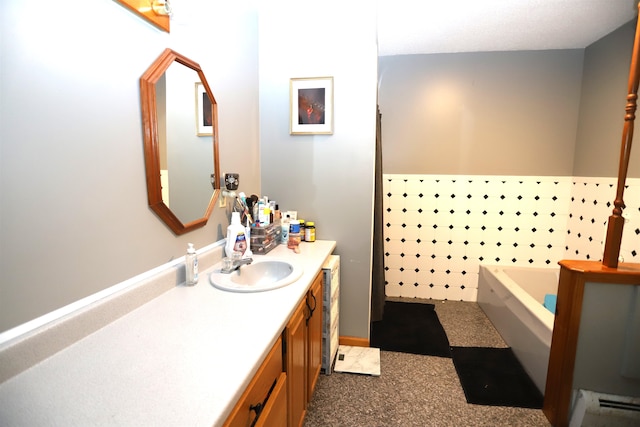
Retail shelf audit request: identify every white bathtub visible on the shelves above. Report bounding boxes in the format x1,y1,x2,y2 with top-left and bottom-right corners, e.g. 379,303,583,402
477,264,559,394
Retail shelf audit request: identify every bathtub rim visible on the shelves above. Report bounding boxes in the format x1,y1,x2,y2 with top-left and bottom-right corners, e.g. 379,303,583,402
478,263,560,393
479,264,557,337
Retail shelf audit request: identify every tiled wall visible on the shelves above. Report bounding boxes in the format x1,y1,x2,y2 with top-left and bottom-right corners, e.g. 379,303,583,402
382,175,640,301
565,177,640,262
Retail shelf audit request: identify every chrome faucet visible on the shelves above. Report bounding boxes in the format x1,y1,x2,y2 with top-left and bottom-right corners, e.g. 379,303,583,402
221,257,253,274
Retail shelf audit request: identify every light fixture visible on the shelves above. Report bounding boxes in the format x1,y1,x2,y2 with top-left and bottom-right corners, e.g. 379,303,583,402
221,173,240,199
114,0,170,32
151,0,172,16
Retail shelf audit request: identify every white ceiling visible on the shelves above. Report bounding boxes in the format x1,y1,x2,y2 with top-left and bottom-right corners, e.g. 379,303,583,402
377,0,639,56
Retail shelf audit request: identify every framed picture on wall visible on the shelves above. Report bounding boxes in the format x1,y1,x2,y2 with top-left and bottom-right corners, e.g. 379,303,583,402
195,82,213,136
290,77,333,135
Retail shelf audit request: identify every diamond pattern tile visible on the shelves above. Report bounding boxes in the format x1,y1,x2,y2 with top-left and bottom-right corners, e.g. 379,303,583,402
383,174,640,301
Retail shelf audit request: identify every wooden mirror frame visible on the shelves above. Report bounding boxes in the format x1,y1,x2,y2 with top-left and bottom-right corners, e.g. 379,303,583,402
140,48,220,235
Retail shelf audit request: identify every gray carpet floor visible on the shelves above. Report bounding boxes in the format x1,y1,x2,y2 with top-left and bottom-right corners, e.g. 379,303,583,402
304,299,551,427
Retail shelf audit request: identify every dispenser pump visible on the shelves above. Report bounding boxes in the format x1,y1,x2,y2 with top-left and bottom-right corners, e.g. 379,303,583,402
231,211,241,225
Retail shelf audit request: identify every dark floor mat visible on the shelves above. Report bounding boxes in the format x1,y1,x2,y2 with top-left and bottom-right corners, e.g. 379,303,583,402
451,346,543,408
370,302,451,358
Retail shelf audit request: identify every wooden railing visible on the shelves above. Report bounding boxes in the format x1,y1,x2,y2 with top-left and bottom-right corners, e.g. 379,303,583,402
602,3,640,268
544,7,640,426
543,261,640,427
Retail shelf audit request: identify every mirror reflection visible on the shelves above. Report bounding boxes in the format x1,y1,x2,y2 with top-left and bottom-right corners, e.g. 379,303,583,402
158,67,215,224
140,48,220,235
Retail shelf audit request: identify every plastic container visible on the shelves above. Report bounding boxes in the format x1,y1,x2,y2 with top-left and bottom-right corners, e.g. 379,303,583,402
185,243,198,286
305,221,316,242
250,220,281,254
288,222,301,249
225,212,249,257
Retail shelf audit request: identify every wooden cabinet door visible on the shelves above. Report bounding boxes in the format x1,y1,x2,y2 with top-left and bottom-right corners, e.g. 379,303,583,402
286,298,307,427
306,272,323,403
254,372,287,427
224,337,283,427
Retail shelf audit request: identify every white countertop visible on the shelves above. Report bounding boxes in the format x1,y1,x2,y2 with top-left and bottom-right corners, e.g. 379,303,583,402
0,240,336,426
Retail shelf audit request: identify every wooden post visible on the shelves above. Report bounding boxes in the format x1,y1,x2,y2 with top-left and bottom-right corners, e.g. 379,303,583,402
543,261,640,427
602,4,640,268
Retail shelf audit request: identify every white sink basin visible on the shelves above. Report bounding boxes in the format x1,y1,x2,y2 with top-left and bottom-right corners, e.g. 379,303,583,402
209,260,303,293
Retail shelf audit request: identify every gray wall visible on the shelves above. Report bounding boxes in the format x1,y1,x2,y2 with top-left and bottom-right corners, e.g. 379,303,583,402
574,20,640,178
378,19,640,180
378,50,584,176
258,4,378,340
0,1,260,333
574,282,640,397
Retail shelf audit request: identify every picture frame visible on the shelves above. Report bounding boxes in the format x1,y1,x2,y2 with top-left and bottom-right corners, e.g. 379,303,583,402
195,82,213,136
290,77,333,135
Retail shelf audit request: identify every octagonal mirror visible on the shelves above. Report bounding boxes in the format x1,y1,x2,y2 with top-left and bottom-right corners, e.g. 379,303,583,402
140,48,220,235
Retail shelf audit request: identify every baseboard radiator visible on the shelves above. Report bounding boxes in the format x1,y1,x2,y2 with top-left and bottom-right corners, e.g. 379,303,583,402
570,390,640,427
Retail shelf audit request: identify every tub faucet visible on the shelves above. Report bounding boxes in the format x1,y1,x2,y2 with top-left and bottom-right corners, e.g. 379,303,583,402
221,257,253,274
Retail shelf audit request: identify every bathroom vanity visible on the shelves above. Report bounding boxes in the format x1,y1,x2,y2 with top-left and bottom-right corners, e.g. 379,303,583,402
0,240,336,426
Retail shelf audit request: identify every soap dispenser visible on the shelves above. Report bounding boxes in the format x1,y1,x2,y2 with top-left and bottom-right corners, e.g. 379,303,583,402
185,243,198,286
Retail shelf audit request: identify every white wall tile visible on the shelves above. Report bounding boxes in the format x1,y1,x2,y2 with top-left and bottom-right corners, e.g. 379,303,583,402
382,174,640,303
402,240,420,256
565,177,640,262
386,283,402,298
461,287,478,301
400,268,417,285
385,268,402,284
431,285,447,300
385,253,403,268
415,285,432,299
445,285,464,301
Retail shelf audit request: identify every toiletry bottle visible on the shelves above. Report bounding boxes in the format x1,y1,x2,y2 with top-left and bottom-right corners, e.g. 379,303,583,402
305,221,316,242
298,219,306,242
225,212,248,257
280,215,290,244
256,200,265,226
244,216,253,258
262,206,271,226
269,201,277,223
185,243,198,286
253,200,261,226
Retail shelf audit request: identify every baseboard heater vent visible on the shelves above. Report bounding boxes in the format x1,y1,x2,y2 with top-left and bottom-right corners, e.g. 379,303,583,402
570,390,640,427
599,398,640,413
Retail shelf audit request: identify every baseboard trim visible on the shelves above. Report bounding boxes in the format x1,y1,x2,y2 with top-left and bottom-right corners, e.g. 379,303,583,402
339,336,370,347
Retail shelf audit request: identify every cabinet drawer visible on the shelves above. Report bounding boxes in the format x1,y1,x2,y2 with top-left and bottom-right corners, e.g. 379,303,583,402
254,372,287,427
224,337,284,427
